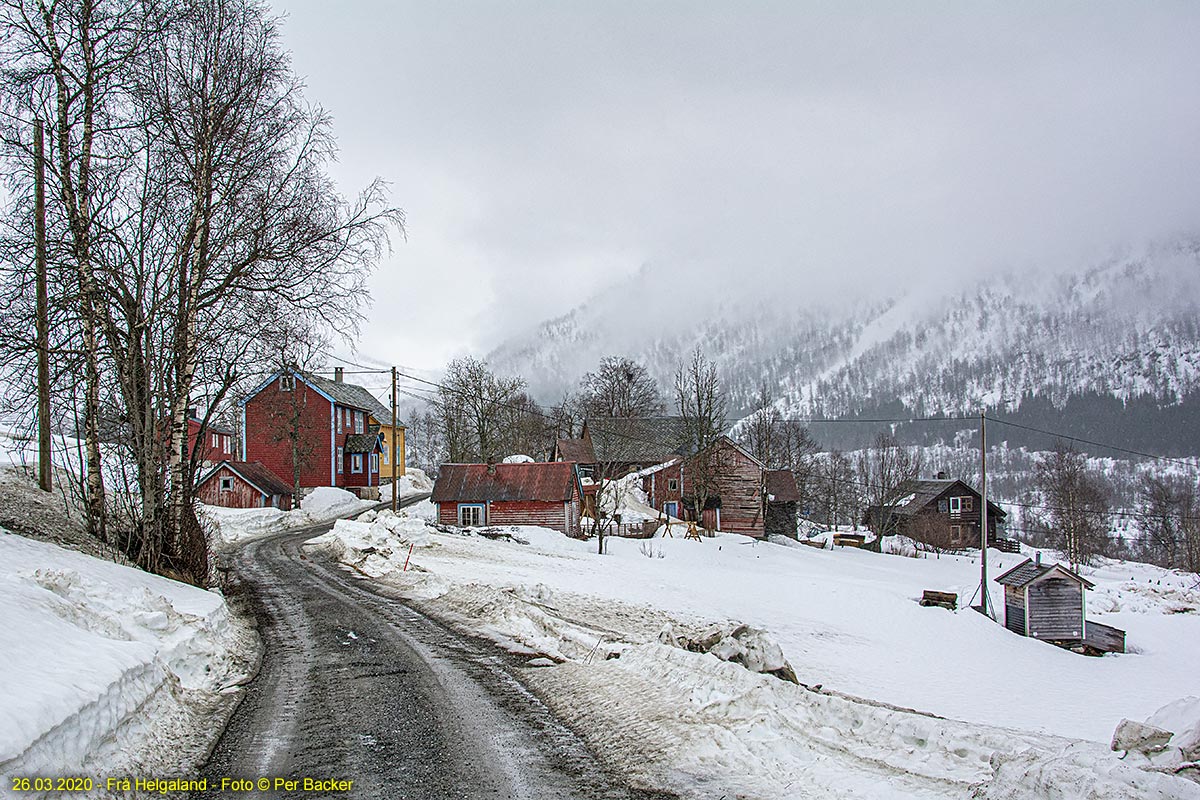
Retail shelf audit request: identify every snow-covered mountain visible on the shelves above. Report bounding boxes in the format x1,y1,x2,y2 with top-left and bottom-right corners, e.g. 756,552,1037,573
489,242,1200,454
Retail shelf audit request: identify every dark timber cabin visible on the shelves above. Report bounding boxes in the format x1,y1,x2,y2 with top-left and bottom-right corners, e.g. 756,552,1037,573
997,556,1093,643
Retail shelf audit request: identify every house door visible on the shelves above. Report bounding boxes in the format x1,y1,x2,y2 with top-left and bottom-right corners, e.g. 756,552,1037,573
702,508,719,531
663,501,679,519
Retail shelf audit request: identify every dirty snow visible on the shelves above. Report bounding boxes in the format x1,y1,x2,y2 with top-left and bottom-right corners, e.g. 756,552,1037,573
0,530,255,783
311,518,1200,799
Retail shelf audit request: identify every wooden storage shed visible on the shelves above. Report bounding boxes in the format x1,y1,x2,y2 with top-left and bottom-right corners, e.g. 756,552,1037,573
197,460,294,511
996,556,1093,643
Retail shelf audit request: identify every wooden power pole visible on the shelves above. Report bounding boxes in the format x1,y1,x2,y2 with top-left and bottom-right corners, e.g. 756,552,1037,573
978,412,993,618
391,365,398,513
35,119,52,492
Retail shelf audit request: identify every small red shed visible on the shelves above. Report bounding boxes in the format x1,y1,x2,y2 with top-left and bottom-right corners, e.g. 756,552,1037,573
197,460,294,510
432,462,585,537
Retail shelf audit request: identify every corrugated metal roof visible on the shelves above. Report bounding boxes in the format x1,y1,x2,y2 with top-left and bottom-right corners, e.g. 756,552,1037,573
766,470,800,502
432,462,578,503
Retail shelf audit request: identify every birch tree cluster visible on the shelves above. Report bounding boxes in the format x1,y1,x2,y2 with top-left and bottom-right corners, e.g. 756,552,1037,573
0,0,401,584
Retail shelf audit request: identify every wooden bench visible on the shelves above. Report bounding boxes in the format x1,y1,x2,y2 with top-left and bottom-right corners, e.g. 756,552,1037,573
833,533,867,548
920,590,958,610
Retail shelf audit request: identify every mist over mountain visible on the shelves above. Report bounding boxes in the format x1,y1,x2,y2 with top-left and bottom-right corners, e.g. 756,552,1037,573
489,241,1200,455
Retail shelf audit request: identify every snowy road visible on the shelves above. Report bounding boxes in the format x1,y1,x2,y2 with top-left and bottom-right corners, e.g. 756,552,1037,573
195,518,655,800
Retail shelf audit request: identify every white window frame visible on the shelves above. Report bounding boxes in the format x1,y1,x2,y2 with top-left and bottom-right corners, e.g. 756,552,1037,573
223,436,232,454
458,504,485,527
219,476,234,492
337,446,344,474
336,408,343,434
354,410,364,434
951,525,963,545
667,478,679,492
949,496,962,514
370,452,379,473
382,444,389,465
351,453,363,474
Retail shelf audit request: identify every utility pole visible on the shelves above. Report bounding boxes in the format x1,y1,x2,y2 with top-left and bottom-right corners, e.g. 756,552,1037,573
978,412,993,618
35,119,51,492
391,366,398,513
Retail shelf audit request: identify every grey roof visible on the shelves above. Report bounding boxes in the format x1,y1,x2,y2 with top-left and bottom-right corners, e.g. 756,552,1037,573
344,424,382,454
584,416,691,464
554,438,596,464
885,478,1007,519
996,558,1094,589
301,372,393,422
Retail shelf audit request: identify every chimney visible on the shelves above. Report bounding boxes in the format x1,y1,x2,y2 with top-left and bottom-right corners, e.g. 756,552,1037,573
1035,551,1042,567
936,470,947,480
334,367,344,383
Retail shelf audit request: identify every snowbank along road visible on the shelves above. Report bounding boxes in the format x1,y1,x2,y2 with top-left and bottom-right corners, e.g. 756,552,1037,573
196,512,661,799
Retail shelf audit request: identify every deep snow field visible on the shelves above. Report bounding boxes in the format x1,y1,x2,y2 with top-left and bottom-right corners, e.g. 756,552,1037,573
307,510,1200,799
0,530,257,786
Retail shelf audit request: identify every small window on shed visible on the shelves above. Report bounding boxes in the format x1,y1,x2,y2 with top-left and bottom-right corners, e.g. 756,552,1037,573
937,499,949,513
219,477,234,492
962,496,973,512
668,478,679,491
280,374,294,392
949,497,962,513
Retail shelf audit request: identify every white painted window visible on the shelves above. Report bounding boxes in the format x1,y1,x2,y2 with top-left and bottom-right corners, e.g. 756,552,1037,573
667,478,679,492
949,496,962,514
370,453,379,473
355,410,364,434
337,447,344,474
223,436,232,454
211,433,218,447
219,477,234,492
351,454,363,474
382,445,389,464
336,408,343,434
458,504,484,526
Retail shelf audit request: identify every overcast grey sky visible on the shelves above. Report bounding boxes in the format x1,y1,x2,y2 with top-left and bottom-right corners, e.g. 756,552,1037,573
272,1,1200,370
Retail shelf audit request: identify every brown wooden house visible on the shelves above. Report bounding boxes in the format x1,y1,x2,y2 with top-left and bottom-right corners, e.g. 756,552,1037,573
680,436,768,537
432,461,585,537
197,460,294,510
865,476,1007,548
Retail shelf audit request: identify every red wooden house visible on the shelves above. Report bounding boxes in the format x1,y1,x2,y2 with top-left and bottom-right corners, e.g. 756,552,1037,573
186,412,235,464
432,462,585,537
240,367,388,498
196,460,294,510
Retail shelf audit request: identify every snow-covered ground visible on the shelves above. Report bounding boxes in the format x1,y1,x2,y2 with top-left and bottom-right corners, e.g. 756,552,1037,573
309,516,1200,799
201,486,378,544
0,530,256,785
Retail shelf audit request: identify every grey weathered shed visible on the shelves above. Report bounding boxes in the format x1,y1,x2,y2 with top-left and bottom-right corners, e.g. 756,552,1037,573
996,557,1094,642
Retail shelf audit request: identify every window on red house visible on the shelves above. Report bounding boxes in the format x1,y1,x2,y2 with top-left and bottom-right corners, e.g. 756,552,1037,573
351,454,363,474
355,411,364,434
336,408,343,434
337,447,344,473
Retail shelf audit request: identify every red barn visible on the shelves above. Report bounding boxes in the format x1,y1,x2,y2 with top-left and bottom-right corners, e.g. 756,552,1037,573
196,460,293,510
432,462,584,537
240,367,390,498
187,413,235,464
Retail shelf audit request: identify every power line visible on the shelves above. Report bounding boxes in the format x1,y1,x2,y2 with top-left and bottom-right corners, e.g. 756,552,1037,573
984,415,1200,470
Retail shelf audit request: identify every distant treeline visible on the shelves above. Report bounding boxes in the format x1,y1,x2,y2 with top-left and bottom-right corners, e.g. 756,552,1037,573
802,391,1200,458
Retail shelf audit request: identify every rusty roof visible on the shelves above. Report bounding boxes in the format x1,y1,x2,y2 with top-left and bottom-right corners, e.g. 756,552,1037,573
766,470,800,502
432,462,579,503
